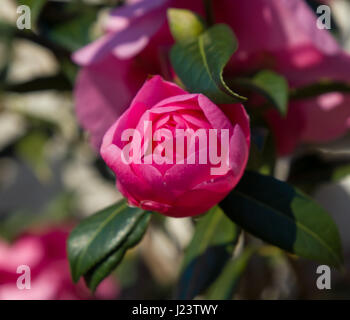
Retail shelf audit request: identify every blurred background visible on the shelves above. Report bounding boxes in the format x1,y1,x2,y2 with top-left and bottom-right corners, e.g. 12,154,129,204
0,0,350,300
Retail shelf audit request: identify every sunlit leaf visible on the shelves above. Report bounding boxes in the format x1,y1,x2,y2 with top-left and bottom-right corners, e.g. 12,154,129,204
233,70,288,116
68,200,150,287
170,24,246,104
84,212,150,291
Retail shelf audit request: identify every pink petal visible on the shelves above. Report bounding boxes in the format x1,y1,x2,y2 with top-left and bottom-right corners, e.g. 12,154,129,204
216,0,339,65
219,103,251,145
297,94,350,143
105,0,171,32
229,125,250,182
73,0,169,65
0,238,44,272
111,76,187,147
101,122,156,202
197,94,234,132
74,55,145,149
131,75,187,108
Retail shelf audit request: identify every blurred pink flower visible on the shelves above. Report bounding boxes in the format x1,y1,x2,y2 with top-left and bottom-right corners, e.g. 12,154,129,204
73,0,350,155
73,0,203,149
100,76,250,217
216,0,350,154
0,228,119,300
73,0,201,148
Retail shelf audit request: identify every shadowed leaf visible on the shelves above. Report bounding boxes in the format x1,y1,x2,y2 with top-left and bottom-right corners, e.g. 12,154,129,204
221,171,343,268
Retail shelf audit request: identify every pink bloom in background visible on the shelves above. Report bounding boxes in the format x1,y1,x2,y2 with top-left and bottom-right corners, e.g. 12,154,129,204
73,0,350,155
216,0,350,154
73,0,203,148
100,76,250,217
0,228,119,300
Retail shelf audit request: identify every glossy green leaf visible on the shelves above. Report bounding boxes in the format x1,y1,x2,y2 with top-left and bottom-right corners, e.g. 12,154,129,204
206,247,255,300
84,212,151,291
68,200,149,283
167,9,205,43
170,24,246,104
253,70,288,116
233,70,288,116
176,206,239,299
220,171,343,267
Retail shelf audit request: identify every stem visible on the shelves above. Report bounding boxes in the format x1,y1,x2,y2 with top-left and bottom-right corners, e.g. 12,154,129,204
203,0,214,26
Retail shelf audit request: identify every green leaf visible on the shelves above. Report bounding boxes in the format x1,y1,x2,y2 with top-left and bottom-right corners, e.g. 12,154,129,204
68,200,150,284
233,70,289,116
206,247,255,300
253,70,288,116
220,171,343,268
170,24,246,104
84,212,151,291
167,9,205,43
176,206,239,299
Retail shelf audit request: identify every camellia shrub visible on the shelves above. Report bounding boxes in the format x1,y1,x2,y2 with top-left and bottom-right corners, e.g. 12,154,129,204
64,0,350,299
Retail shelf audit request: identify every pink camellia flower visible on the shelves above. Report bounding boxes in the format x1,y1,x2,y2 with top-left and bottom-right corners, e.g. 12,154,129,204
100,76,250,217
73,0,350,155
0,228,119,300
